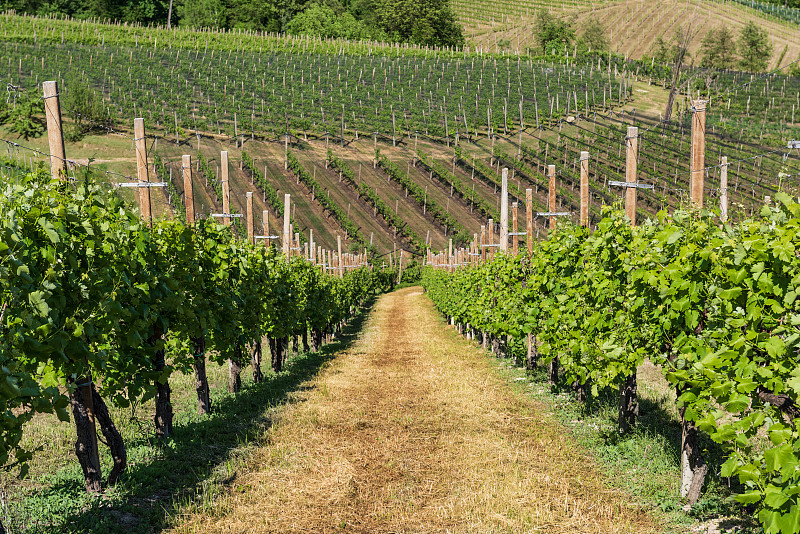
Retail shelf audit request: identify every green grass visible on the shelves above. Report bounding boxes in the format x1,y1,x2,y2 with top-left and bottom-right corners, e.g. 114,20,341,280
4,298,376,534
483,349,762,534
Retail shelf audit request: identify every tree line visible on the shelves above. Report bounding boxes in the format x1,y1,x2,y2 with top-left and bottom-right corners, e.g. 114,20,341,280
1,0,464,47
652,21,799,74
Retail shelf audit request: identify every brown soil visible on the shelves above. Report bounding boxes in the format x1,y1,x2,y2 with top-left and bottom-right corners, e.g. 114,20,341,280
171,288,659,534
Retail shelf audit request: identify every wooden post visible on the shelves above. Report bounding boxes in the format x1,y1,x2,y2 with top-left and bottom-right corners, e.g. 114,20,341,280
246,192,254,245
183,155,195,224
580,151,589,227
282,194,291,260
134,118,152,225
221,151,230,226
448,239,453,272
337,234,343,278
488,219,494,260
526,188,533,254
295,232,300,257
512,202,519,254
262,210,270,248
720,156,728,222
625,127,638,226
397,249,404,283
548,165,556,231
309,229,315,262
481,226,486,263
500,167,509,252
43,81,66,181
691,100,706,209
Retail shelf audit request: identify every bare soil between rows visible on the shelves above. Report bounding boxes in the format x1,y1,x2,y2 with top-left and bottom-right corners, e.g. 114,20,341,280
172,287,659,533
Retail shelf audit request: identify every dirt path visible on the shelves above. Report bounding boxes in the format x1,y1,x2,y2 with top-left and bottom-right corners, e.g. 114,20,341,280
172,288,659,533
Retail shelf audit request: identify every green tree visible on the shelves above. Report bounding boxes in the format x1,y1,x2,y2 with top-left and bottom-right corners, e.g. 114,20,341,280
375,0,464,48
176,0,228,28
577,18,607,53
649,35,671,63
0,90,44,140
789,55,800,77
534,10,574,55
700,26,737,69
62,73,112,142
649,27,692,66
286,2,373,39
738,21,773,72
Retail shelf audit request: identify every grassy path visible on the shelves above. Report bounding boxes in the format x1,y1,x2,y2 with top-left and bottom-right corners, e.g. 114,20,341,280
172,287,659,533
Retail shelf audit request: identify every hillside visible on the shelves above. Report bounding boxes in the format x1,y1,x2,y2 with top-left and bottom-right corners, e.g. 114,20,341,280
1,10,798,256
456,0,800,71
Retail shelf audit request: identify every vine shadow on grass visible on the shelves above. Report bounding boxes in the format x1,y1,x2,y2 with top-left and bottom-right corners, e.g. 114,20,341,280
23,296,377,534
544,369,744,521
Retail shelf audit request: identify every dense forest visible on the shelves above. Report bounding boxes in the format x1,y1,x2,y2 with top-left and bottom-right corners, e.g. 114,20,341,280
0,0,465,46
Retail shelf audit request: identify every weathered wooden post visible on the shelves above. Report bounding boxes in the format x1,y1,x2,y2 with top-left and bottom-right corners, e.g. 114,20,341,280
526,188,533,254
262,210,270,248
397,249,404,283
625,127,638,226
480,226,487,263
487,219,494,261
43,81,66,181
691,100,706,209
337,234,343,278
183,155,195,224
246,192,254,245
548,165,556,231
580,151,589,227
500,167,509,252
448,238,453,273
512,202,519,254
134,118,152,225
720,156,728,222
282,194,291,260
221,151,230,226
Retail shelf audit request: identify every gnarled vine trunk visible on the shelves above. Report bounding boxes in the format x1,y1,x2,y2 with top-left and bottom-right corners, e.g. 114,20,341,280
270,337,282,373
228,343,243,393
150,328,173,439
548,356,559,385
526,334,537,370
618,372,638,434
191,335,211,415
68,376,102,493
572,379,588,403
92,386,127,484
251,340,264,383
311,327,322,351
679,397,708,504
490,336,500,356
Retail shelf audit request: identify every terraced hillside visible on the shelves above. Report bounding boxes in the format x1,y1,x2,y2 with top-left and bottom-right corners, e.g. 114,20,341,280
457,0,800,71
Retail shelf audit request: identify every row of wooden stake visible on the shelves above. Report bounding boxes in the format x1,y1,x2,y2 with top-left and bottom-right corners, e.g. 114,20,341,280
428,100,726,269
44,76,721,273
43,80,379,280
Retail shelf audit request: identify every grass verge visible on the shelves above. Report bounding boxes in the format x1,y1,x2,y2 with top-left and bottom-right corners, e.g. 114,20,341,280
478,344,762,534
3,297,376,534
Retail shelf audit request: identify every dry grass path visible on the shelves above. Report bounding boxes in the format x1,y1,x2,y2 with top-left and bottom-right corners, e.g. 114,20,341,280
172,287,659,533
